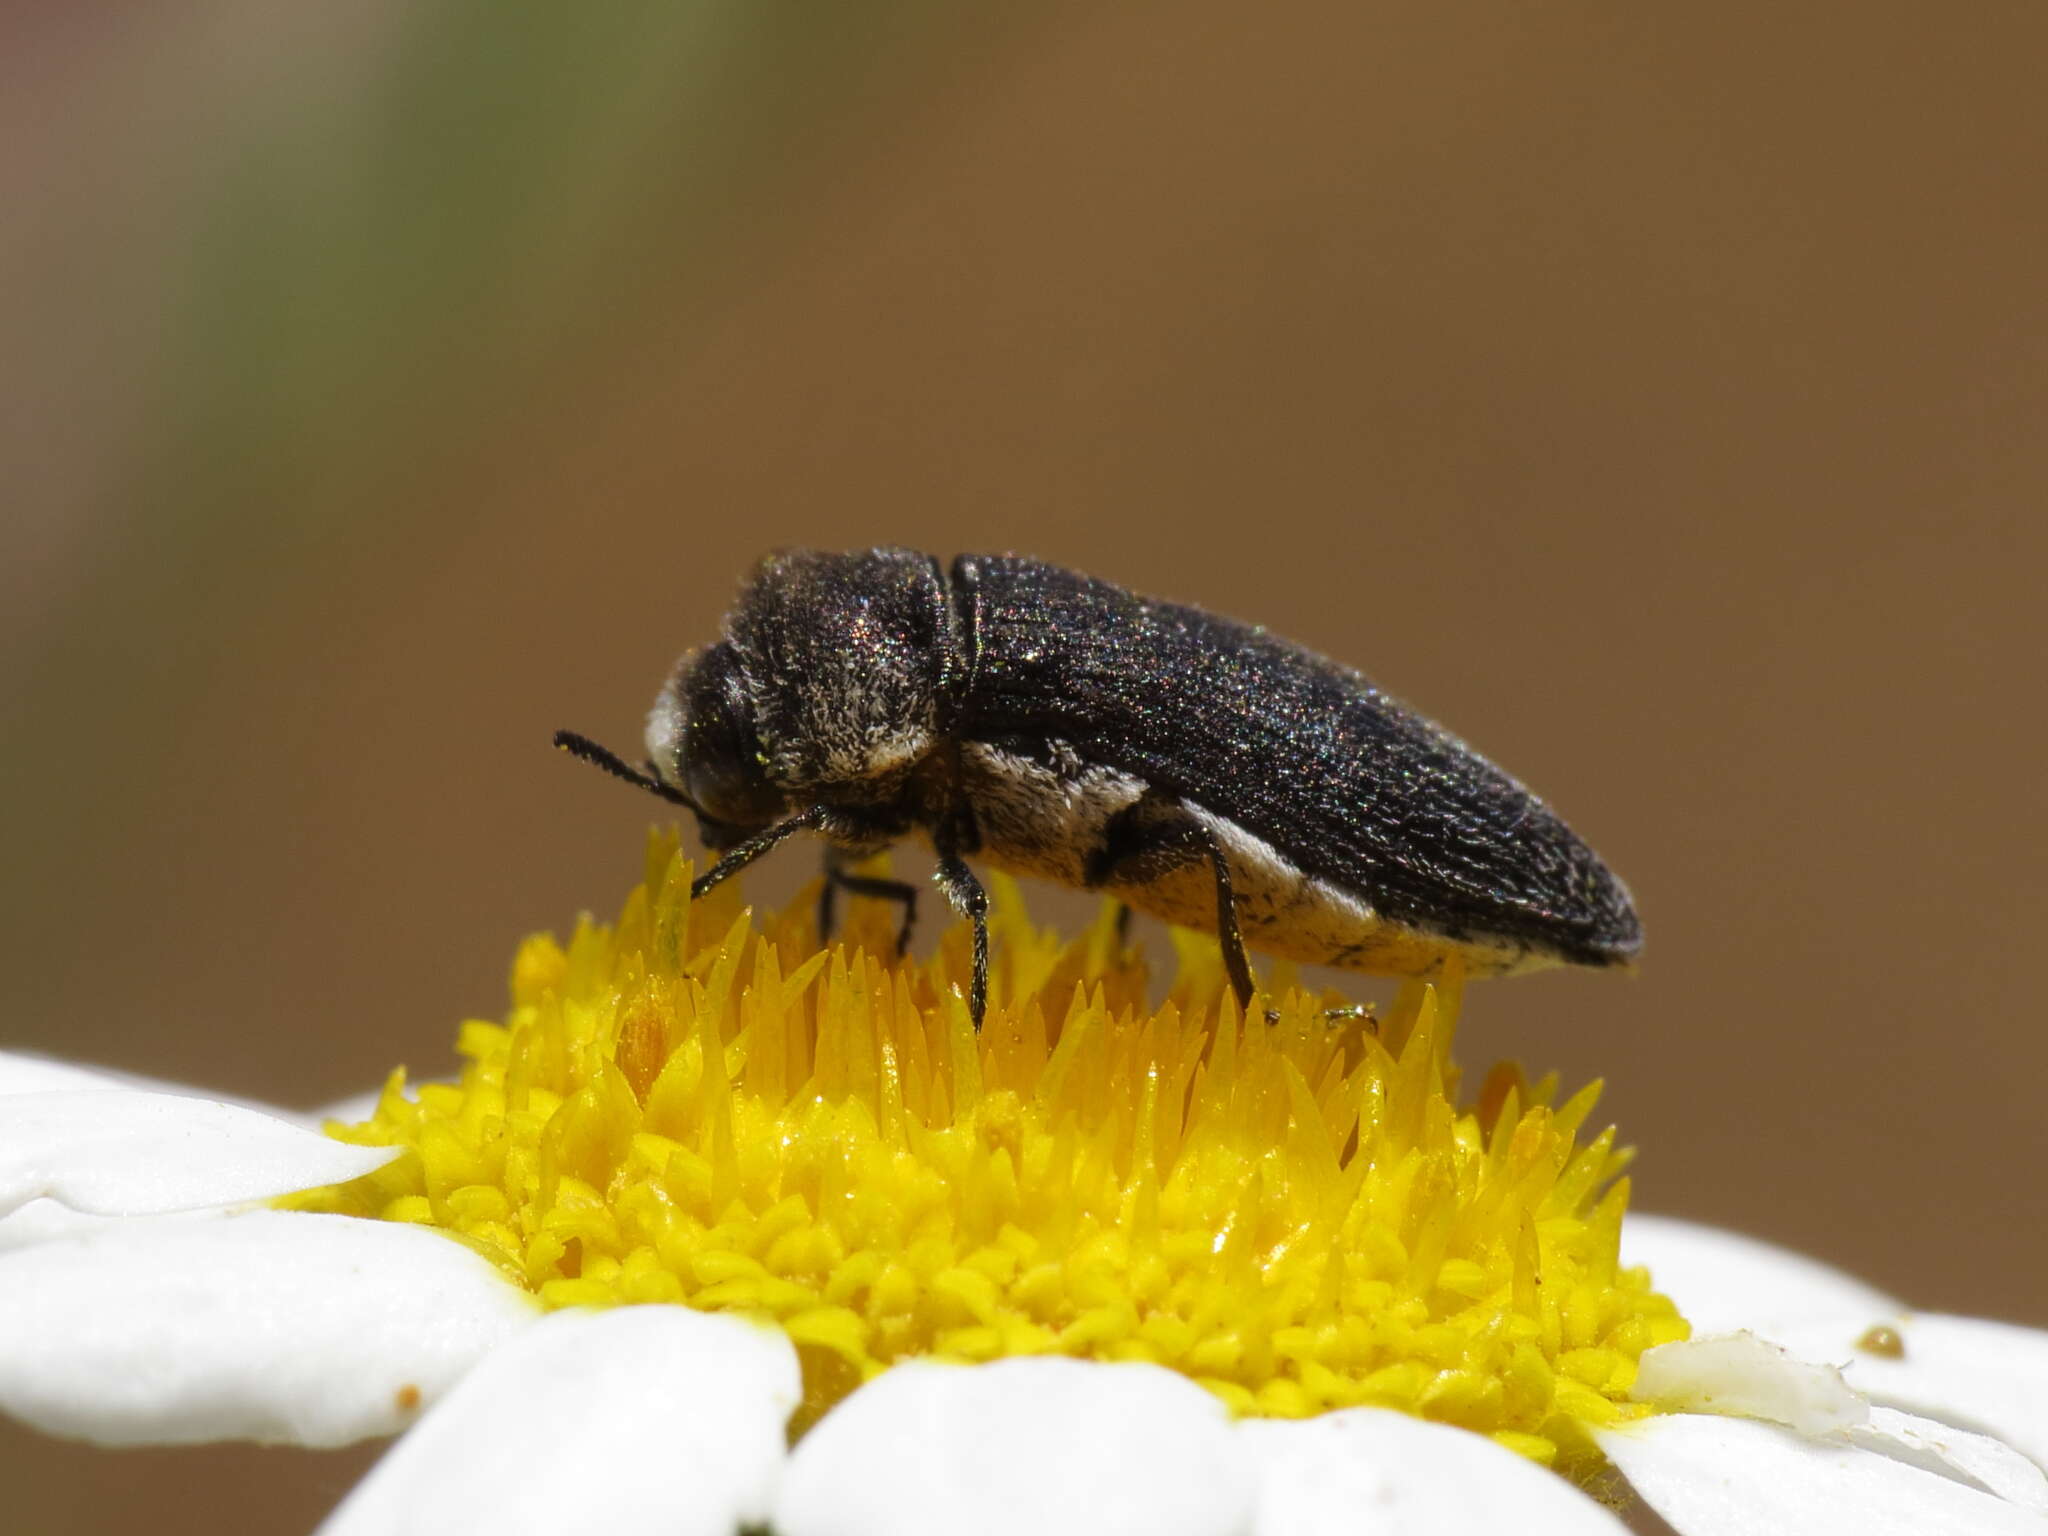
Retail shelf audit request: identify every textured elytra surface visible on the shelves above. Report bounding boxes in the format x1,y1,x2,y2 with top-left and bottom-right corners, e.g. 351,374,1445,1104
949,554,1641,967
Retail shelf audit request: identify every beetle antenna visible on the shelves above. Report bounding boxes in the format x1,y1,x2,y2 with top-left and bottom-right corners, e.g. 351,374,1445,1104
553,729,699,810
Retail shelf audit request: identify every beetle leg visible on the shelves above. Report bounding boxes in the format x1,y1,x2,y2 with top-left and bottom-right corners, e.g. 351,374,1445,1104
1088,802,1258,1018
690,807,826,900
1320,1002,1378,1034
931,849,990,1029
1188,824,1257,1017
819,849,920,956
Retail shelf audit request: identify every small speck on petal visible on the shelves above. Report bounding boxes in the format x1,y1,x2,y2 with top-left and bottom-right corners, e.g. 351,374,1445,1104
774,1358,1253,1536
1632,1332,1867,1436
1599,1413,2048,1535
318,1306,801,1536
0,1210,534,1446
1838,1314,2048,1476
0,1090,397,1218
1239,1408,1628,1535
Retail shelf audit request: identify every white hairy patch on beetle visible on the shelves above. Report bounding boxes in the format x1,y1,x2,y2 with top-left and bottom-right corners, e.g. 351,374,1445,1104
644,678,687,780
854,722,935,779
757,662,935,791
959,742,1147,887
960,743,1546,980
774,717,933,791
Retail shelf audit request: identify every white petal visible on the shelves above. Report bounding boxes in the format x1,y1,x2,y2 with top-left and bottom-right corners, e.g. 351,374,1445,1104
1599,1413,2048,1535
0,1209,534,1446
1840,1314,2048,1477
0,1049,334,1128
1633,1332,1866,1436
1629,1215,2048,1472
1629,1330,2046,1511
775,1358,1253,1536
0,1198,109,1254
0,1090,397,1217
0,1051,379,1133
0,1051,177,1096
1239,1408,1627,1535
320,1306,799,1536
1851,1405,2048,1513
1623,1212,1900,1339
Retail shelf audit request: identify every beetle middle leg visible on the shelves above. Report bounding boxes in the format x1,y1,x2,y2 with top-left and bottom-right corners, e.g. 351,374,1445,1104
817,850,919,956
931,844,990,1029
1087,799,1258,1016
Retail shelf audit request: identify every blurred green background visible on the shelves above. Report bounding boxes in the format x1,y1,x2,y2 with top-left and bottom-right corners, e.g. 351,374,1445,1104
5,3,2045,1530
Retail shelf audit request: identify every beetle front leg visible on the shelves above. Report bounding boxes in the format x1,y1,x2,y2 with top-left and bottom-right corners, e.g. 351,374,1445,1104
691,807,826,899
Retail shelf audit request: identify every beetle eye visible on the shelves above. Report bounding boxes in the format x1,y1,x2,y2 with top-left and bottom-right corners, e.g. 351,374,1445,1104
678,647,784,830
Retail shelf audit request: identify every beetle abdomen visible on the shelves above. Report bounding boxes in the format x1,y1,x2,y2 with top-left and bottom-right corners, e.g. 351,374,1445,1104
959,738,1556,979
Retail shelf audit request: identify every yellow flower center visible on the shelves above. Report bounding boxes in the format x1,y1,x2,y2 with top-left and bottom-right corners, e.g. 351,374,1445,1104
302,832,1686,1469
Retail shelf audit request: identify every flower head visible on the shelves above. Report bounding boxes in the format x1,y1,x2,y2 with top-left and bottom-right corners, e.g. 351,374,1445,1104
4,835,2047,1534
298,831,1685,1465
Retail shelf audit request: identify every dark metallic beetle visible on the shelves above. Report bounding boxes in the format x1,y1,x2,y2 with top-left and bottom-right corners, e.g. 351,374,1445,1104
557,549,1641,1026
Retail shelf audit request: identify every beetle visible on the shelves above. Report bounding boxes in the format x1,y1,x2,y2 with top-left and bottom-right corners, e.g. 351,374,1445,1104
556,548,1641,1026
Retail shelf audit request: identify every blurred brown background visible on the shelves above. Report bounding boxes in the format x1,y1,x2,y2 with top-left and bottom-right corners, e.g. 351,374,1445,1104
4,2,2044,1530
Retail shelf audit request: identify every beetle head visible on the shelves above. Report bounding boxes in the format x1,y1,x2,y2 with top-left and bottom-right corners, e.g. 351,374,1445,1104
645,643,788,846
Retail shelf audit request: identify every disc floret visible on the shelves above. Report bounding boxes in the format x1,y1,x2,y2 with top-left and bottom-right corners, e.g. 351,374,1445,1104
302,832,1685,1466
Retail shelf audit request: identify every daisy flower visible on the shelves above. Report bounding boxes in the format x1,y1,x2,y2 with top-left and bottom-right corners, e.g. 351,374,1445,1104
3,832,2043,1533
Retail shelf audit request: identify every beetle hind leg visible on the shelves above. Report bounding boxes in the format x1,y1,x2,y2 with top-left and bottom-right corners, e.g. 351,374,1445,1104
1086,798,1258,1017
